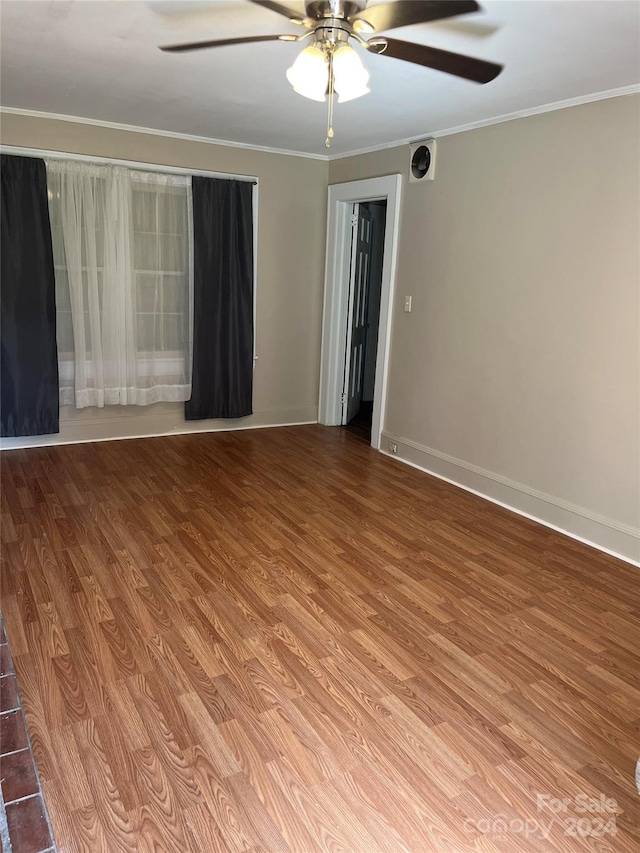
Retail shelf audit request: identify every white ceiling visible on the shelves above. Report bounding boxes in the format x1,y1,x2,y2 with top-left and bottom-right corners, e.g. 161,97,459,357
1,0,639,158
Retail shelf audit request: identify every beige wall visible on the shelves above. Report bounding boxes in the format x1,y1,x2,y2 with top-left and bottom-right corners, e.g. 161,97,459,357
0,112,328,444
2,99,639,558
331,95,640,550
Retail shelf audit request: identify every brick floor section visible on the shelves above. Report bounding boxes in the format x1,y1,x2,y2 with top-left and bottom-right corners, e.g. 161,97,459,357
0,612,56,853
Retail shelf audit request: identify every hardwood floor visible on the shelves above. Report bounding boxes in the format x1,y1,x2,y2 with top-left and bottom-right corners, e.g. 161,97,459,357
1,424,639,852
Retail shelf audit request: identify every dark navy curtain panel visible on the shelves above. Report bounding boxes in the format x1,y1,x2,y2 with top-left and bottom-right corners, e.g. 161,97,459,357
1,155,59,437
186,177,254,421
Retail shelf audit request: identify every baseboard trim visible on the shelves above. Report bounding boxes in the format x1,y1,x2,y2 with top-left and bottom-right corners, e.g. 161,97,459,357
0,407,318,450
380,431,640,567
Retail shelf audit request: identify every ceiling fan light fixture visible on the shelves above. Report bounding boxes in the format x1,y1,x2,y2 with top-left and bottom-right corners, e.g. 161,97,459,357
286,44,329,101
159,0,504,148
332,44,370,102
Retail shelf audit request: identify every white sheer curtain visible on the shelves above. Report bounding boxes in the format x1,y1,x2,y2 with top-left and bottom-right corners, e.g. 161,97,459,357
47,160,193,407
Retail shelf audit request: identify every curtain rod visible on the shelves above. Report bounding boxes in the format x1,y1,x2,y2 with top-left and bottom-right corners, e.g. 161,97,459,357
1,145,258,185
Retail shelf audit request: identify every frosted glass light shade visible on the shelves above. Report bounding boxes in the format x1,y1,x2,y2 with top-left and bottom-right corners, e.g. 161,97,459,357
286,45,328,102
333,44,370,102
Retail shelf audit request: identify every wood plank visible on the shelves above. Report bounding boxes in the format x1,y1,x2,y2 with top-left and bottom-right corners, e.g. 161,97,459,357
1,425,638,852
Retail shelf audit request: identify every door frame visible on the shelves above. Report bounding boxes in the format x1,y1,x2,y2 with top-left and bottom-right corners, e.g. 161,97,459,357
318,174,403,450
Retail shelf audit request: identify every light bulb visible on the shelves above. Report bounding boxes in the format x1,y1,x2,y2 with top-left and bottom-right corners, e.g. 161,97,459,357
332,44,370,103
286,45,328,102
336,84,370,103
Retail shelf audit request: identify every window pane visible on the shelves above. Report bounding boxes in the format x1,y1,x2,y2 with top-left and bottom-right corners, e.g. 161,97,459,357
155,315,164,351
162,277,182,312
137,313,157,352
55,269,71,310
137,274,160,313
94,226,105,267
134,233,160,271
163,314,182,351
132,189,157,232
83,312,92,351
56,311,74,355
160,234,186,271
158,192,187,234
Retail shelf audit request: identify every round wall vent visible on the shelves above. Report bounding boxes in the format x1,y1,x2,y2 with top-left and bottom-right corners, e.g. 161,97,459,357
409,139,437,183
411,145,431,180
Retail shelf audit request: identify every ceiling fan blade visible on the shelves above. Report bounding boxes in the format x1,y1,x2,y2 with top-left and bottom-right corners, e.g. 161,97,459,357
371,37,502,83
160,34,289,52
354,0,480,33
248,0,307,22
429,18,499,39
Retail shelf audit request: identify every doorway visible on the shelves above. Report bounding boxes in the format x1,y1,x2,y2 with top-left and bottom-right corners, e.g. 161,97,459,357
318,174,403,450
342,200,387,443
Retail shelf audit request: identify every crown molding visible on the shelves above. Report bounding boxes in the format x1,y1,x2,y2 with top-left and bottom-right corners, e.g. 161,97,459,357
327,83,640,161
2,83,638,163
0,106,329,161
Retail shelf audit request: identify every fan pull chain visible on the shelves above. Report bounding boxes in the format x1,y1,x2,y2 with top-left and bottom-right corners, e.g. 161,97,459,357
325,52,335,149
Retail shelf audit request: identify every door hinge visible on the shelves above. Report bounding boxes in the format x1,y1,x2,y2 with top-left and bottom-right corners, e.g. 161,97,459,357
351,213,358,227
341,393,346,403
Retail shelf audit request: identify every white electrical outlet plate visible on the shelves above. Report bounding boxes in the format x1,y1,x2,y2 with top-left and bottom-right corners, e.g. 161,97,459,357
404,296,412,313
388,441,398,454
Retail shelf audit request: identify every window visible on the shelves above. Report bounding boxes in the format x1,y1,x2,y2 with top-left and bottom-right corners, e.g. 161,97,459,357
47,160,192,408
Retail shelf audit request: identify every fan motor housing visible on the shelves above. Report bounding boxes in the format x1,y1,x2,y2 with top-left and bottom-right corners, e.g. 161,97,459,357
409,139,437,183
306,1,366,20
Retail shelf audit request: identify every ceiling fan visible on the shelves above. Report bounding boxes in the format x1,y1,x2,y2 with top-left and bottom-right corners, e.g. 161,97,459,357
160,0,503,147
